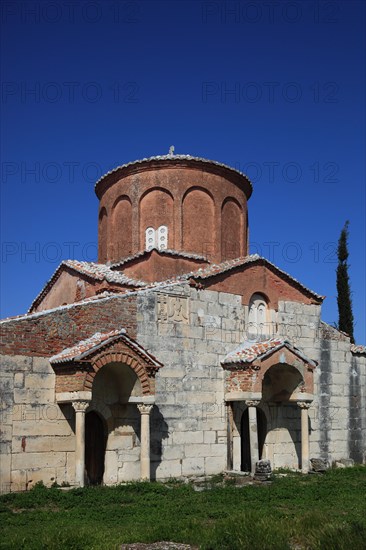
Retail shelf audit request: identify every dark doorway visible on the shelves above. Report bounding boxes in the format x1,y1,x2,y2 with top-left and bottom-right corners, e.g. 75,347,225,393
241,407,267,472
85,411,106,485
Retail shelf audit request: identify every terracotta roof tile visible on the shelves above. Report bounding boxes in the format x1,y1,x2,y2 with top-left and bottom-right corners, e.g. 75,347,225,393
184,254,324,301
109,248,208,269
28,260,146,313
350,344,366,355
95,154,252,195
50,329,163,368
50,330,123,363
222,337,317,366
65,260,146,286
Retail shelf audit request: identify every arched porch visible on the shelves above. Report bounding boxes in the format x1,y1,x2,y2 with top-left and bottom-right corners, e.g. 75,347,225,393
50,330,163,487
223,338,316,474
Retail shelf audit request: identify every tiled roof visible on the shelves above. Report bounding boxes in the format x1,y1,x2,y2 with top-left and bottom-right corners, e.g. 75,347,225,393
181,254,324,301
28,260,146,312
65,260,146,286
222,337,317,366
50,330,124,363
95,154,252,195
0,279,188,324
50,329,163,368
109,248,209,269
351,344,366,355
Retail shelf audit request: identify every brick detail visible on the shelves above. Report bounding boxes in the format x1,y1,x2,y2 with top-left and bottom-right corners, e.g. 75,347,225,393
1,295,137,357
90,351,152,394
54,339,156,395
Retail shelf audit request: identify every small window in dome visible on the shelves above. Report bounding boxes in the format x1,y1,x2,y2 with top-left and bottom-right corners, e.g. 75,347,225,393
157,225,168,250
145,227,156,251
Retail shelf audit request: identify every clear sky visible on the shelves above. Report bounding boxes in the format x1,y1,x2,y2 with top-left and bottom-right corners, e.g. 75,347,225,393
1,0,365,343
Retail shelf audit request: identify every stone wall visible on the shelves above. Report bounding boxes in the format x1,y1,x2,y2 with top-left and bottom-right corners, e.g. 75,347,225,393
277,303,366,465
135,286,365,478
136,284,245,479
0,354,75,493
1,284,364,492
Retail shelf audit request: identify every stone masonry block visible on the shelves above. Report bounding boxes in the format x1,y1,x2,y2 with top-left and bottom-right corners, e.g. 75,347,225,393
32,357,54,374
182,457,205,476
204,430,217,444
12,435,75,453
163,445,184,460
0,355,32,373
12,418,72,437
183,444,211,458
209,443,227,457
218,292,241,305
173,431,204,445
12,451,67,470
155,459,182,479
204,455,225,475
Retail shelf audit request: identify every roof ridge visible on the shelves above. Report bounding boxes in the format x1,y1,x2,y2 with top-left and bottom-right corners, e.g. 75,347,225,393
27,259,147,313
95,154,252,192
109,248,209,269
181,254,324,300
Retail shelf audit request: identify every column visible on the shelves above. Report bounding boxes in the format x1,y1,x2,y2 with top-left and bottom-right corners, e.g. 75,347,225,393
72,401,89,487
226,402,233,471
137,404,153,481
246,400,260,475
297,401,311,474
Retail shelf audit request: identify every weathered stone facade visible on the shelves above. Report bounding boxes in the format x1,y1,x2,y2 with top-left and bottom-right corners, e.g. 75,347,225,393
1,154,365,493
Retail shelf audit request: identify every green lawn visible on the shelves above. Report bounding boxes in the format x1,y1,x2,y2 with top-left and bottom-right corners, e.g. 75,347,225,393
1,467,365,550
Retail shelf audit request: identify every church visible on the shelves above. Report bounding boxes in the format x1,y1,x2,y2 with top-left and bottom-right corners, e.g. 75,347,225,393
1,153,365,492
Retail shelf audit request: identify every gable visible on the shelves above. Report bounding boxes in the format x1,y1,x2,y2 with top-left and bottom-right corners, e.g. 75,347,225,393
118,249,208,283
199,263,322,308
33,269,81,312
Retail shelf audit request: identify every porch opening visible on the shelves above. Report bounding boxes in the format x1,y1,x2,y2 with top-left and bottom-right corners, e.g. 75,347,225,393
241,407,267,472
85,410,106,485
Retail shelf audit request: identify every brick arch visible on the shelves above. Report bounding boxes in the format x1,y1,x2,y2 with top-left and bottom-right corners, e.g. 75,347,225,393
253,350,314,396
83,351,154,395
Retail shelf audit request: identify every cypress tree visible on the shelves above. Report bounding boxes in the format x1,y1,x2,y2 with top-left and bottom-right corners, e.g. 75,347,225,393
336,220,355,343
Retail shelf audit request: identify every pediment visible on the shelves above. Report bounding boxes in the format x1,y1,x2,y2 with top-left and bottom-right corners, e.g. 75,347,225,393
51,329,163,396
189,255,323,307
222,338,317,370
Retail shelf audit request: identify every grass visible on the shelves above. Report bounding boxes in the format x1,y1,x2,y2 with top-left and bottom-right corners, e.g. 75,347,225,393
0,467,365,549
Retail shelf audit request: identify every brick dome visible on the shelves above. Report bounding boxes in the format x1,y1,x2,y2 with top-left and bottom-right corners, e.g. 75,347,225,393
95,154,253,264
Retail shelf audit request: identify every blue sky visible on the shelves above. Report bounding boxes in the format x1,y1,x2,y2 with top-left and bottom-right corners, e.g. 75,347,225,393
1,0,365,343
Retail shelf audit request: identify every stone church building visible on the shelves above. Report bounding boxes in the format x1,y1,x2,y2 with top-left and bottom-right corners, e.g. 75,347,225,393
1,154,365,492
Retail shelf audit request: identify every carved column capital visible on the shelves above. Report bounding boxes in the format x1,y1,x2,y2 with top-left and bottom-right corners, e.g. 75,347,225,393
297,401,311,409
246,400,260,408
72,401,90,413
137,403,153,415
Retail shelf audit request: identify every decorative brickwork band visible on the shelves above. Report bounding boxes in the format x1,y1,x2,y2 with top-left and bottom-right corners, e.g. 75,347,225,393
72,400,90,487
86,350,155,395
137,403,153,480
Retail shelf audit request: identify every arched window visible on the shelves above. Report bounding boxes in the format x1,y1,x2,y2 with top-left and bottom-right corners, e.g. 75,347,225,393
157,225,168,250
145,227,156,251
248,293,269,341
145,226,169,251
